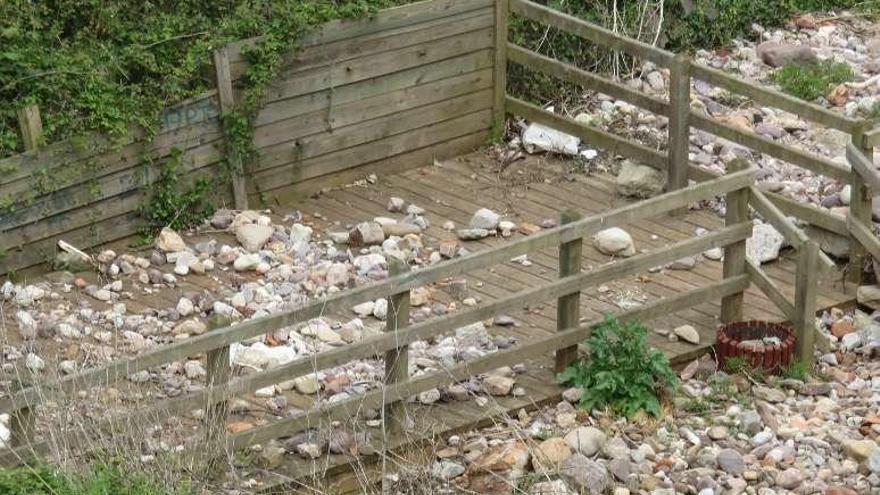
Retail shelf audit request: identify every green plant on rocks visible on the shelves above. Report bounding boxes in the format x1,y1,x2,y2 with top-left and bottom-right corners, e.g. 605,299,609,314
770,59,854,101
558,315,679,417
781,358,811,381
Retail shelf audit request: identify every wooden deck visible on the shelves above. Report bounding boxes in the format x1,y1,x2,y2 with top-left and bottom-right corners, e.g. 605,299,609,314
249,151,854,492
7,151,855,492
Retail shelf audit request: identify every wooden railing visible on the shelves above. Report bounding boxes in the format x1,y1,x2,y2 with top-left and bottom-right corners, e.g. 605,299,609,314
503,0,872,359
1,165,755,464
5,0,879,472
847,142,880,275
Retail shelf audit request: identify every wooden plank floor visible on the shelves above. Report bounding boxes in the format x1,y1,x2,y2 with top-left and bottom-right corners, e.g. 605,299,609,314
14,150,853,491
254,151,854,491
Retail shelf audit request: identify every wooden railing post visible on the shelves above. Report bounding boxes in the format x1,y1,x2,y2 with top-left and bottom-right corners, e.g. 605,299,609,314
492,0,509,138
204,315,232,447
213,46,249,211
384,258,411,434
794,241,819,361
848,123,872,285
667,53,690,194
9,378,34,448
721,159,749,323
555,210,583,373
17,104,43,151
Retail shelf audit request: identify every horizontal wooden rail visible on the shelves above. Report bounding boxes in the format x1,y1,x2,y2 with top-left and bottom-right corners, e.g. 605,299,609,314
508,0,673,67
507,43,670,116
745,260,795,320
764,191,848,236
864,125,880,148
0,166,755,415
689,64,859,134
506,96,668,169
848,215,880,261
227,274,749,450
847,142,880,191
748,186,835,271
690,112,851,182
686,161,847,243
0,223,753,463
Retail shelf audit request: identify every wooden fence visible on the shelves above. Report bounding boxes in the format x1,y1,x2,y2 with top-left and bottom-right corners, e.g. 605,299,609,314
4,0,879,280
0,0,498,276
2,0,875,476
503,0,880,287
0,164,757,465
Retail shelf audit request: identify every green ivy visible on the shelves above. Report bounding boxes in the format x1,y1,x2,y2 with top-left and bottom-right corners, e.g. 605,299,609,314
138,148,215,237
558,315,678,417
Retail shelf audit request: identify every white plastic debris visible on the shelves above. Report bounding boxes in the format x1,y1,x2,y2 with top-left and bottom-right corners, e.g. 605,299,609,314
522,119,580,156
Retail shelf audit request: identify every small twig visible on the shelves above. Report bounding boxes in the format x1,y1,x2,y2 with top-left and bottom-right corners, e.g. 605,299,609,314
2,70,88,91
142,31,209,50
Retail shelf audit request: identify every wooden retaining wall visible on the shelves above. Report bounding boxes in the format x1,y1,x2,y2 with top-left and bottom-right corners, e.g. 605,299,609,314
0,94,225,275
0,0,497,276
237,0,497,205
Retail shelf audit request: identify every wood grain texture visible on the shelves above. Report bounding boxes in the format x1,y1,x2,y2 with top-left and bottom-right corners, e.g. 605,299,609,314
226,0,495,76
556,210,582,372
848,130,872,285
213,46,248,210
721,160,749,323
17,105,43,151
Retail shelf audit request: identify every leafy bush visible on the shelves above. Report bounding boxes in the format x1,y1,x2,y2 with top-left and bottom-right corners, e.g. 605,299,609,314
0,0,412,158
0,464,188,495
558,315,678,417
770,59,854,101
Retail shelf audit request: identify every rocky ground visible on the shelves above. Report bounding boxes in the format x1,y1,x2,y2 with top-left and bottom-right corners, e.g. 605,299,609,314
0,201,548,447
399,305,880,495
1,8,880,495
517,9,880,261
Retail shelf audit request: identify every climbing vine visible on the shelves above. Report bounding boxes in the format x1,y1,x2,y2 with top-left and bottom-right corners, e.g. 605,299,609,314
1,0,414,236
138,147,215,239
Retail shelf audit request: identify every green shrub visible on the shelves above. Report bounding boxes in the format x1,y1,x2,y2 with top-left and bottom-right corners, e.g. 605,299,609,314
558,315,679,417
0,463,188,495
770,59,854,101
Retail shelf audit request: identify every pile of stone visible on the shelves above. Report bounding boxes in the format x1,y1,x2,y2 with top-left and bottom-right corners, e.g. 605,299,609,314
410,306,880,495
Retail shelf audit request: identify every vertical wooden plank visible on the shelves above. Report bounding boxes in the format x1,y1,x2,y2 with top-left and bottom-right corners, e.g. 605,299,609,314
214,46,250,210
794,241,819,361
9,403,35,448
555,210,582,373
721,159,749,323
384,258,411,435
492,0,509,137
847,125,872,285
17,105,43,151
204,315,232,447
667,54,690,195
